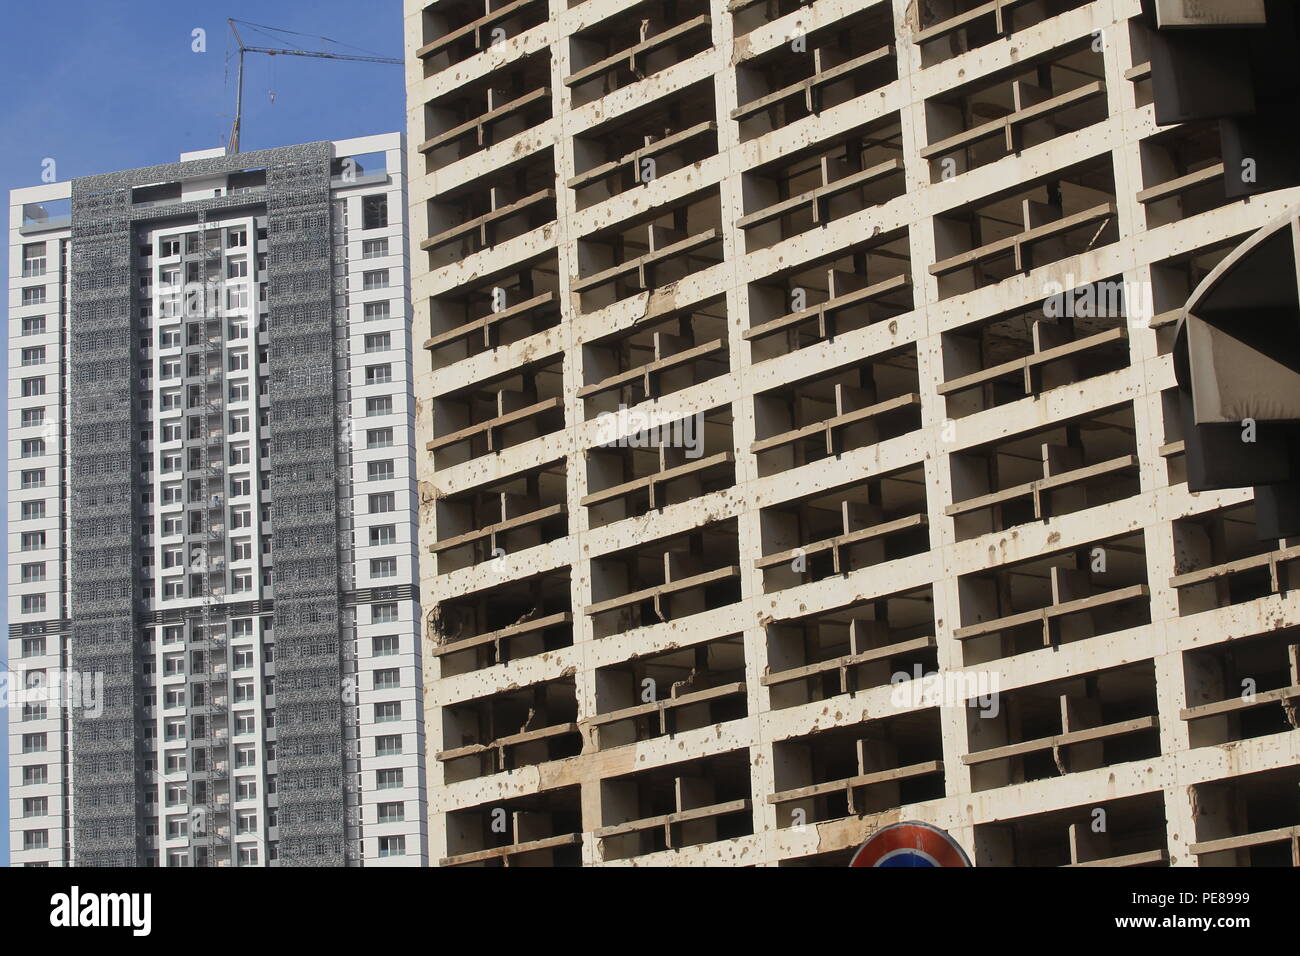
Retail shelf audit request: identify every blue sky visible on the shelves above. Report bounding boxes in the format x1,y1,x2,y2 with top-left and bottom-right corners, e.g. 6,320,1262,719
1,0,406,864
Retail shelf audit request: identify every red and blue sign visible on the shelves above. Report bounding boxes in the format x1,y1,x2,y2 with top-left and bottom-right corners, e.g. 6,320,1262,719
849,822,972,867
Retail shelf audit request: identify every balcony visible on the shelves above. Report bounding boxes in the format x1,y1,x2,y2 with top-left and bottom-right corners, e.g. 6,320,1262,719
965,661,1160,793
763,586,937,711
417,0,550,78
947,403,1140,541
955,531,1150,665
569,80,717,209
422,148,556,269
751,347,921,477
770,712,945,828
583,406,734,527
975,792,1169,866
921,39,1106,180
442,787,582,867
572,188,723,313
744,231,913,362
432,566,573,676
565,0,712,108
579,296,727,416
930,157,1118,299
1190,766,1300,867
938,280,1131,418
914,0,1094,68
418,48,552,171
430,460,568,573
756,464,929,592
731,4,896,142
1182,627,1300,750
589,636,746,750
439,676,580,782
587,522,740,638
596,752,752,861
1171,502,1300,616
425,252,561,369
427,356,564,468
739,114,905,251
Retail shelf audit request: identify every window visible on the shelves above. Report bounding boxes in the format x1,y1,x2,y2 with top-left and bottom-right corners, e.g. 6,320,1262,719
364,332,391,352
21,637,46,657
375,701,401,723
21,346,45,366
160,237,181,257
166,816,188,839
237,810,258,834
376,733,403,755
366,396,393,417
23,797,48,818
21,408,45,429
363,301,390,322
21,563,46,583
372,635,399,657
371,557,398,578
236,777,258,800
22,765,48,786
21,470,45,490
367,427,394,449
21,595,47,615
228,351,249,372
362,237,389,259
231,540,253,561
20,439,46,459
368,460,395,482
21,316,46,335
235,745,257,769
165,752,187,774
229,382,249,402
165,784,186,807
376,768,403,789
234,680,255,702
230,444,251,465
377,801,404,823
231,508,252,530
369,492,395,513
362,270,389,292
22,243,46,277
23,830,49,851
365,363,393,386
373,603,398,624
22,733,47,753
21,501,46,521
363,195,388,229
369,525,397,547
238,845,259,867
235,712,256,735
374,669,401,691
21,287,46,306
233,648,254,670
228,229,247,249
21,532,46,551
378,836,406,858
21,377,45,397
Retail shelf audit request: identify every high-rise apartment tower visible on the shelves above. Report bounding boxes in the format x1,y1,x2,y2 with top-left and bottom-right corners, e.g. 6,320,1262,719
406,0,1300,865
7,134,426,867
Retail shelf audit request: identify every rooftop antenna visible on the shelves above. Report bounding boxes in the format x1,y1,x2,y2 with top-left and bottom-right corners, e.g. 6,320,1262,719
226,18,402,154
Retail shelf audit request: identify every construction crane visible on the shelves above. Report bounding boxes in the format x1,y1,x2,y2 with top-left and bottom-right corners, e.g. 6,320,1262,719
226,18,402,154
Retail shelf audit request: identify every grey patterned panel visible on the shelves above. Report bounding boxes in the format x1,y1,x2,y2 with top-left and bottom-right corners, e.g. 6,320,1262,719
69,143,351,866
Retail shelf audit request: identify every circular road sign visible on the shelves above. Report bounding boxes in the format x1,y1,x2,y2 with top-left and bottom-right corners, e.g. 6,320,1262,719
849,822,972,867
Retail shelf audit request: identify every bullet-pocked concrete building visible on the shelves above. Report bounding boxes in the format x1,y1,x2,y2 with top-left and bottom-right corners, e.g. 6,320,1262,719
7,134,427,866
406,0,1300,866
